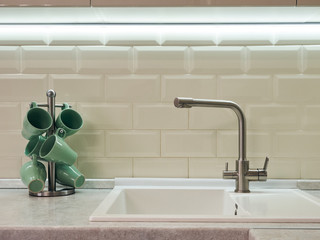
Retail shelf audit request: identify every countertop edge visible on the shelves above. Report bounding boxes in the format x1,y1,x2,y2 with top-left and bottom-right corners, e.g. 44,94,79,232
1,178,320,190
0,225,250,240
0,179,115,189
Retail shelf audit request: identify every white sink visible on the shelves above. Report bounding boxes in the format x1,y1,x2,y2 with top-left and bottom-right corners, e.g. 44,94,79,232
231,189,320,222
90,187,249,222
90,179,320,223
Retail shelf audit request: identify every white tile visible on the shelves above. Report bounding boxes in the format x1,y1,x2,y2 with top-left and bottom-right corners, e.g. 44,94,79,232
247,132,272,158
134,46,188,74
161,25,216,46
275,25,320,45
161,75,216,103
0,103,21,130
161,130,216,157
303,46,320,74
302,106,320,130
190,46,245,74
301,158,320,179
0,157,22,178
78,158,132,179
77,103,132,130
0,131,25,157
0,74,48,102
267,158,301,179
105,130,160,157
247,105,299,130
247,46,302,74
245,157,265,169
0,26,47,45
217,131,271,158
274,131,320,158
106,75,160,102
217,25,274,46
133,158,188,178
133,104,188,129
78,46,133,74
105,25,160,46
275,75,320,103
22,156,31,165
50,74,105,102
189,108,237,130
22,46,76,74
0,47,20,73
65,130,105,158
218,75,273,103
217,131,237,158
189,158,227,178
48,26,104,45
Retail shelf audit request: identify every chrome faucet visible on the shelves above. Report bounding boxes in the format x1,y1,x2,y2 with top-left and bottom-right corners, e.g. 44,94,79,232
174,97,269,193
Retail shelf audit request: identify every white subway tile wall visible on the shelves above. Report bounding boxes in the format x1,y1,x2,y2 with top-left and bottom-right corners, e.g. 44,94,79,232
0,47,20,73
1,24,320,179
22,46,77,73
190,46,246,74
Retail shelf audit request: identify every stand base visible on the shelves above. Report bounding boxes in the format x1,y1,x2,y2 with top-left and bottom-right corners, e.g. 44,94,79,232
29,188,75,197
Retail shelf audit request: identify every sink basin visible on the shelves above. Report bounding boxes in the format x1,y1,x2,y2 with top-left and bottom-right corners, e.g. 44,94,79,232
90,179,320,223
90,187,248,222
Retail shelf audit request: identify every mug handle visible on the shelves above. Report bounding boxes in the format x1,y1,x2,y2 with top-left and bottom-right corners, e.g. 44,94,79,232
56,128,66,139
30,102,37,109
62,103,70,110
31,154,37,161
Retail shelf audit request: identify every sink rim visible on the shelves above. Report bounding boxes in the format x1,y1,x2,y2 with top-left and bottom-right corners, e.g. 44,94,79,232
89,186,247,222
89,178,320,223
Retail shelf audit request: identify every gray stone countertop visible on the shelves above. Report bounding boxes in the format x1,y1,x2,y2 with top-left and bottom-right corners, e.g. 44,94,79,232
1,189,320,240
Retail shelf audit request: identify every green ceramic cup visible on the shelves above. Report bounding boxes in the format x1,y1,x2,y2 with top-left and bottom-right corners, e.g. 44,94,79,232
20,157,47,193
25,135,46,158
21,102,53,140
56,164,85,188
55,103,83,138
39,128,77,166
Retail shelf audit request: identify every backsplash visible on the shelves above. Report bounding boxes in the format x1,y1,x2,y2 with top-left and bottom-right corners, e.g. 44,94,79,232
0,24,320,180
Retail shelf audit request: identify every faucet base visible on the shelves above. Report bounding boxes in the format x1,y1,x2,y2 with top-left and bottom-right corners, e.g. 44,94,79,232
235,190,250,193
236,160,250,193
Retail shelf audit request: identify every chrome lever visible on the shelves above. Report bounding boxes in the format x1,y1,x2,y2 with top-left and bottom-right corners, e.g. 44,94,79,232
223,161,237,180
263,157,269,171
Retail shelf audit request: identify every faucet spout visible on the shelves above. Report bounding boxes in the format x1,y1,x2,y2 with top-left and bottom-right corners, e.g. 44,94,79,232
174,97,246,161
174,97,268,193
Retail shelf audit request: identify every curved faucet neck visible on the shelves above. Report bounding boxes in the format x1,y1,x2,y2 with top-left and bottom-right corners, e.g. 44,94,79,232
174,97,246,161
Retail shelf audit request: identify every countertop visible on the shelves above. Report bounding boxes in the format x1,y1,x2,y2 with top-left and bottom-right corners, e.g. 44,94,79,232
1,189,320,240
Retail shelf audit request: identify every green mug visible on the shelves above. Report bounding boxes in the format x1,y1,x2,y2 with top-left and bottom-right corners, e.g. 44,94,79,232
56,164,85,188
21,102,53,140
20,157,47,193
25,135,46,158
39,128,78,166
56,103,83,138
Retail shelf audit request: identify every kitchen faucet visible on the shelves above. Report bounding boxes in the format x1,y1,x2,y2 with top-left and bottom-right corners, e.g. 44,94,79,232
174,97,269,193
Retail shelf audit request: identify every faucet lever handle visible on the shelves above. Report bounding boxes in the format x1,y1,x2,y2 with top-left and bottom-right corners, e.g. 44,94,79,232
263,157,269,171
225,162,229,171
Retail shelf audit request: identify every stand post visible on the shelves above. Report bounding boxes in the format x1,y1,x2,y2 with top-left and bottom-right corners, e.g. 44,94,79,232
47,90,56,192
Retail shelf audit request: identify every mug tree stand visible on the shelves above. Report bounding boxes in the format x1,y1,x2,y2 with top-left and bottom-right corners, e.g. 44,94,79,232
29,89,75,197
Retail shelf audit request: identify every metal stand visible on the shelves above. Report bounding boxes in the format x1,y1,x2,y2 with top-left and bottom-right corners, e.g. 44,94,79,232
29,90,75,197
